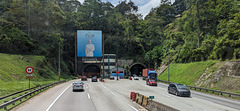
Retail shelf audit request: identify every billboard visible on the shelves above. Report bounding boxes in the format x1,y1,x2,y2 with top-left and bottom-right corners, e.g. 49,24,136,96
77,30,102,57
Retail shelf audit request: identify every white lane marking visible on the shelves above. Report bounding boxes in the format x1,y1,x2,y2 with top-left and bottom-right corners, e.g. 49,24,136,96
110,91,118,97
127,104,138,111
45,85,71,111
99,82,107,89
99,82,118,97
88,93,91,99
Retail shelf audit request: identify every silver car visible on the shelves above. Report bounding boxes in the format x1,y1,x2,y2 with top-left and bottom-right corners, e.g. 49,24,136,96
133,75,139,80
72,82,84,92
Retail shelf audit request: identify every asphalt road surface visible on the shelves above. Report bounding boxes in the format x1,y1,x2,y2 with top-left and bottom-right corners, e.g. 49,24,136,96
13,79,144,111
13,78,240,111
102,78,240,111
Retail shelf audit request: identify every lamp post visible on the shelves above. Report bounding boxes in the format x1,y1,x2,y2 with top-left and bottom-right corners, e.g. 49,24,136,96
58,41,61,81
28,0,30,36
116,46,118,80
168,45,170,84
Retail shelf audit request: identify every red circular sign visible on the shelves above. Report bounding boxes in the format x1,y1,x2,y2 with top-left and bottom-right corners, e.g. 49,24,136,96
25,66,34,74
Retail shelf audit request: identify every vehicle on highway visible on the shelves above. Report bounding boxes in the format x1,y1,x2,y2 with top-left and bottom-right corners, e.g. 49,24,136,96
168,83,191,97
110,76,114,80
81,75,87,81
92,76,98,82
142,68,157,80
72,82,84,92
146,79,157,86
133,75,139,80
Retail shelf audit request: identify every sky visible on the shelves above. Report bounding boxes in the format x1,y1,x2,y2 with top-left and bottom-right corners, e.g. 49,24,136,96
78,0,175,18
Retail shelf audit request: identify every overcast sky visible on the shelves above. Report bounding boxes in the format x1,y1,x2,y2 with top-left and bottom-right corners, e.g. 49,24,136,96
78,0,175,18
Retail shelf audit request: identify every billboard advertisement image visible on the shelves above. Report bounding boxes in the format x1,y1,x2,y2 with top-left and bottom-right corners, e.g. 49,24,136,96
77,30,102,57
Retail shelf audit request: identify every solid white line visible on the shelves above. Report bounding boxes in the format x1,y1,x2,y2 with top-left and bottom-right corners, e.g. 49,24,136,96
99,82,107,89
110,91,118,97
128,104,138,111
88,93,91,99
45,85,71,111
99,82,117,97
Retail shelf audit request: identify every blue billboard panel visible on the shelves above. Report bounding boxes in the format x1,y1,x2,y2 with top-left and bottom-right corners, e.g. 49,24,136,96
77,30,102,57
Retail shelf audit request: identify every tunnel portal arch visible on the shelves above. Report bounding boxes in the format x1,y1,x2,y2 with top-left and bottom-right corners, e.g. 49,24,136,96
82,64,101,77
129,63,146,76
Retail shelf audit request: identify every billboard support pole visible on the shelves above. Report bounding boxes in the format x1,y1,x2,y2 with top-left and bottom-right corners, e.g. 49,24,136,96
102,34,104,79
75,34,77,76
117,46,118,80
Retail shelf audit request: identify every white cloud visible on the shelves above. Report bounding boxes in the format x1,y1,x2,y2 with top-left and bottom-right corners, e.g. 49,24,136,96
78,0,175,19
138,0,175,19
78,0,84,4
138,0,161,18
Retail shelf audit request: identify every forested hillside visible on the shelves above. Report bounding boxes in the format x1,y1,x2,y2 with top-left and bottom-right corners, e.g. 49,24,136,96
0,0,240,74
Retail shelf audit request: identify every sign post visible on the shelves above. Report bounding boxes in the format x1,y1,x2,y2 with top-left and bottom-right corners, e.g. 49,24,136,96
25,66,34,88
149,96,154,101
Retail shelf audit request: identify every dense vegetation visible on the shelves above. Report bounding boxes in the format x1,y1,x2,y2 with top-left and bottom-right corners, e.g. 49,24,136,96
158,60,240,94
0,53,73,96
0,0,240,75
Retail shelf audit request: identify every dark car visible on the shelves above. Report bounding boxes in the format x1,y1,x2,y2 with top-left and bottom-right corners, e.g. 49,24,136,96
81,76,87,81
168,83,191,97
110,76,114,80
92,76,98,82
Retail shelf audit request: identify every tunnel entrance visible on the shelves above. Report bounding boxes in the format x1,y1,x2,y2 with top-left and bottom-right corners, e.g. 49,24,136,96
83,64,100,78
130,63,146,77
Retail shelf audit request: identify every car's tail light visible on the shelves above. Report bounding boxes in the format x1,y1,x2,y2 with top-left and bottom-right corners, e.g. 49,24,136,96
80,85,83,87
73,85,76,86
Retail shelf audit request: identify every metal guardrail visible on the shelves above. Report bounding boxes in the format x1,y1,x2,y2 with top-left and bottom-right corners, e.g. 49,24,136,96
0,86,38,100
157,79,240,98
0,80,66,110
187,86,240,97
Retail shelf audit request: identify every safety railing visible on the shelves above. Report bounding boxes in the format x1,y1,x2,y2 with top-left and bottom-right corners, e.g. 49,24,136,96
157,79,240,98
0,86,38,100
0,80,66,110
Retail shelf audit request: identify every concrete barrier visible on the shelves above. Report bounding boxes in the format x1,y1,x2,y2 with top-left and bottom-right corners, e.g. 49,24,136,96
146,100,179,111
135,93,139,102
142,96,148,107
138,94,143,105
130,92,136,101
130,92,179,111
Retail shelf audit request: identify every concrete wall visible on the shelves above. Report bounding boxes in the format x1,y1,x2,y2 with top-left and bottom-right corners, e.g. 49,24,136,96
117,59,134,67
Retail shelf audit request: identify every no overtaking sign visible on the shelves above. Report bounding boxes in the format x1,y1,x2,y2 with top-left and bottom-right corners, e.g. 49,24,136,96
25,66,34,74
26,66,34,79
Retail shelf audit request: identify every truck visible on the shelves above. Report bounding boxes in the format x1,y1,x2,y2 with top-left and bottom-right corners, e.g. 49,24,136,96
142,69,157,86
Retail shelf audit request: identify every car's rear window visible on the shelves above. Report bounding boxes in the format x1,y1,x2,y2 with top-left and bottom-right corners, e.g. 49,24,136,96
149,80,156,82
177,84,188,89
74,82,83,85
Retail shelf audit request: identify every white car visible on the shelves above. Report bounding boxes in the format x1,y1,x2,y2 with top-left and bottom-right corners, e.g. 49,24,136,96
133,76,139,80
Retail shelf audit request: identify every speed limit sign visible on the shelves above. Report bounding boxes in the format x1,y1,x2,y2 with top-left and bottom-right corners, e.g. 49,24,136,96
25,66,34,74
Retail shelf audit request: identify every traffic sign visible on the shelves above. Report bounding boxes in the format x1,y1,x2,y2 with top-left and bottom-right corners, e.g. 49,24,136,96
25,66,34,74
149,96,154,99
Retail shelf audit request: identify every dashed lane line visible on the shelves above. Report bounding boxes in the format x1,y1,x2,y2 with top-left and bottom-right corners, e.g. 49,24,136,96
88,93,91,99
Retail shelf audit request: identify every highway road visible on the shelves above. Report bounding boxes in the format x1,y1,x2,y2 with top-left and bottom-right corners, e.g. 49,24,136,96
13,78,240,111
102,79,240,111
13,79,144,111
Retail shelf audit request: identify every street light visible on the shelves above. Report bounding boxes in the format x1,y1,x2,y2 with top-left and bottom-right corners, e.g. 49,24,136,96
116,46,118,80
58,41,61,81
168,45,170,84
